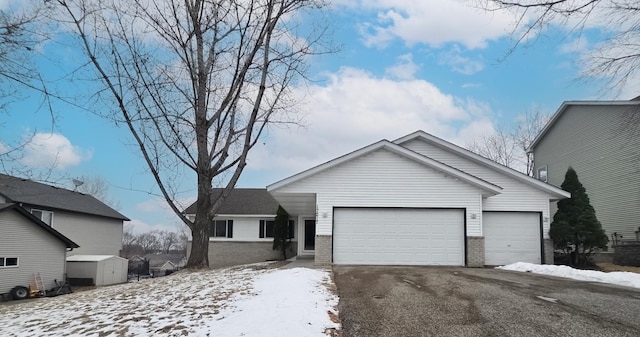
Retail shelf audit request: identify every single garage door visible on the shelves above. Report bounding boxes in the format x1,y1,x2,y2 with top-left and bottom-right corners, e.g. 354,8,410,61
483,212,541,265
333,208,464,265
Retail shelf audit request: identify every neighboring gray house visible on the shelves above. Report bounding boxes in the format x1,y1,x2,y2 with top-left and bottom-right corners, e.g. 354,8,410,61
184,188,296,268
0,174,130,256
528,98,640,252
268,130,569,267
0,203,78,298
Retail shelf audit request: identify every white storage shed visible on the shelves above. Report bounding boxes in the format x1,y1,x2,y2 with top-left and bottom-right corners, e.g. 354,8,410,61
66,255,128,286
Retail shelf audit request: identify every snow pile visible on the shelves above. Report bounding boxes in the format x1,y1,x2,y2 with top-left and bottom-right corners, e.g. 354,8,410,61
213,268,340,337
498,262,640,289
0,265,340,337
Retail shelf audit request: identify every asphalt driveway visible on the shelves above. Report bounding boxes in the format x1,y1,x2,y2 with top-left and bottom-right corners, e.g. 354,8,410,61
333,266,640,337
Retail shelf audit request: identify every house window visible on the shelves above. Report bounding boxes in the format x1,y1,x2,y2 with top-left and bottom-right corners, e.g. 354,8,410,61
209,220,233,238
537,166,548,183
259,220,275,238
260,220,295,239
0,257,19,268
32,209,54,226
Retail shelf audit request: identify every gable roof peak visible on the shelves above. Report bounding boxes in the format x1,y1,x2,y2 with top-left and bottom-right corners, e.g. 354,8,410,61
394,130,570,199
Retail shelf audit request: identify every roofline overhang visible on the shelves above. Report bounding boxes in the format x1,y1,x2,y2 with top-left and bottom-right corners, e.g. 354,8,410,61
394,131,571,199
0,203,80,249
528,100,640,153
267,140,503,196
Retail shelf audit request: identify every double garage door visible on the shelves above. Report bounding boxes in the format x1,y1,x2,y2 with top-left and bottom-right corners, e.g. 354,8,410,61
333,208,465,265
332,208,542,266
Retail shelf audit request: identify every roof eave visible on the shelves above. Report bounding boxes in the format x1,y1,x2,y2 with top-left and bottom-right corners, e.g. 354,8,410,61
268,139,503,196
528,100,640,152
395,131,570,199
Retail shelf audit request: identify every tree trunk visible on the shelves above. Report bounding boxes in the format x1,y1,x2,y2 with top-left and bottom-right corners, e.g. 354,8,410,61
187,218,209,268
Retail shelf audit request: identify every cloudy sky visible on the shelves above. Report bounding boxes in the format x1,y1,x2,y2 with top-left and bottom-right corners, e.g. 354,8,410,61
1,0,636,233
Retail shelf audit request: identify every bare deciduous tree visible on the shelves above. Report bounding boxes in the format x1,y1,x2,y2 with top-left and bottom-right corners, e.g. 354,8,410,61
477,0,640,95
0,2,56,177
75,175,121,209
467,109,549,175
158,230,179,254
55,0,331,268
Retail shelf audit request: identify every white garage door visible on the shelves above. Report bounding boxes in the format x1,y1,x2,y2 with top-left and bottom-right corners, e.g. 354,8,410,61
333,208,464,265
483,212,541,265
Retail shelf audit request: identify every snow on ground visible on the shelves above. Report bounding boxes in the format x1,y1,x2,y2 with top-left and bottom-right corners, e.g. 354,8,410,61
498,262,640,289
0,264,340,337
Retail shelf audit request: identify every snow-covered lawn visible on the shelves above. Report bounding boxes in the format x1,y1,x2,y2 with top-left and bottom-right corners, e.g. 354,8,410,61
498,262,640,289
0,264,340,337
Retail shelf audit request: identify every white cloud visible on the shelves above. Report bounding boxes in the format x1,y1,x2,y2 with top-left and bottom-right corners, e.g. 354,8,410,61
340,0,517,49
126,219,181,235
135,196,196,214
246,67,496,176
385,53,420,80
439,46,485,75
559,36,590,54
20,133,91,169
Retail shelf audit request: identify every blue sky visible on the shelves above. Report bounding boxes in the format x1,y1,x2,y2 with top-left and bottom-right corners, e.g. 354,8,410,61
1,0,637,234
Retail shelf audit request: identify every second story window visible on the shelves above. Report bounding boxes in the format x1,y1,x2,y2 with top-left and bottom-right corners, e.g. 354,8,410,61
537,166,548,183
32,209,54,226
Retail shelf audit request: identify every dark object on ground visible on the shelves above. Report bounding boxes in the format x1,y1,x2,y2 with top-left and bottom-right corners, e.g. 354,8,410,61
49,276,73,296
10,286,29,300
68,278,94,286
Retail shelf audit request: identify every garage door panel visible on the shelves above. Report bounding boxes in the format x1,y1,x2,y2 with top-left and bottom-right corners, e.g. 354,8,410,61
333,208,464,266
484,212,541,265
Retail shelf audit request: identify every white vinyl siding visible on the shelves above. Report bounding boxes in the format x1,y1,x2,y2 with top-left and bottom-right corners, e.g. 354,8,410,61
401,139,553,238
208,217,296,242
483,212,542,265
274,149,483,236
0,209,67,294
333,208,464,265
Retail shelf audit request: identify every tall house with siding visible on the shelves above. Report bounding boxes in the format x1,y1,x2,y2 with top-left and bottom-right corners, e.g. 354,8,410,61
0,174,129,256
529,98,640,252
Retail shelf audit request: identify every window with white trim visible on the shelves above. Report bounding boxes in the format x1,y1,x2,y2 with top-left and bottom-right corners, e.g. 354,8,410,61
537,166,548,183
32,209,54,226
259,220,295,238
209,220,233,238
0,257,19,268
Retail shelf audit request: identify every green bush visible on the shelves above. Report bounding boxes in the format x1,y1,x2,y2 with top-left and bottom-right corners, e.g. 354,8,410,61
549,167,608,268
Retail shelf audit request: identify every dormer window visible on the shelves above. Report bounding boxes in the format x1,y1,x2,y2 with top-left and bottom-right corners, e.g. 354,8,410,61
32,209,54,226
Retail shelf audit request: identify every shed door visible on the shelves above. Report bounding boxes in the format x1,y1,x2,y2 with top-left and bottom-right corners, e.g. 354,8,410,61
483,212,542,265
333,208,464,265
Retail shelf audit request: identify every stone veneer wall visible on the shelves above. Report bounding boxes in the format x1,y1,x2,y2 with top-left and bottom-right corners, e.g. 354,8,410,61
466,236,484,267
613,244,640,266
186,241,297,268
543,238,554,265
314,235,333,266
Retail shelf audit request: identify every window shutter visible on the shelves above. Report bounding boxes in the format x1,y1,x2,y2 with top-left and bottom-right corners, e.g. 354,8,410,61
209,221,216,237
288,220,295,239
259,220,265,238
227,220,233,238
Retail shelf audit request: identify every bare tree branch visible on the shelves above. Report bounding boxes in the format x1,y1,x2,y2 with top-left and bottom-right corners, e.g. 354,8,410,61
54,0,332,269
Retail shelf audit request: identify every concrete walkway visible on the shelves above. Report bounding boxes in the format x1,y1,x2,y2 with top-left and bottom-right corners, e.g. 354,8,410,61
281,256,321,269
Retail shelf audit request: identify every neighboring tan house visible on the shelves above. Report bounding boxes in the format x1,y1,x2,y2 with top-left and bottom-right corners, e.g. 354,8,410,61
0,203,78,298
268,130,570,267
0,174,130,256
184,188,295,268
528,98,640,252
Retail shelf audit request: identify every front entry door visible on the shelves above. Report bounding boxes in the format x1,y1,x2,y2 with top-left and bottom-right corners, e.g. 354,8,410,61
304,219,316,251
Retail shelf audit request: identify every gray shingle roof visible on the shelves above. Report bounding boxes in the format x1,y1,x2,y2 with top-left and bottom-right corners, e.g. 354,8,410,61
0,174,129,220
0,203,79,249
184,188,279,215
